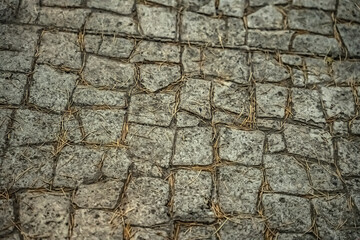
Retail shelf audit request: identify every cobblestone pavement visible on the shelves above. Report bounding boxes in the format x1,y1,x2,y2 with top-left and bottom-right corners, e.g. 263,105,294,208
0,0,360,239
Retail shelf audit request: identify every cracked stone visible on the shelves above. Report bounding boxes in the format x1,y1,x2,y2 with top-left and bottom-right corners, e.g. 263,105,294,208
320,87,355,119
16,0,39,24
293,0,336,10
218,165,262,214
38,7,90,29
304,57,329,75
139,64,181,92
292,69,306,87
180,0,215,14
248,30,293,51
87,0,134,14
176,111,201,127
150,0,177,7
308,163,342,191
337,0,360,22
212,110,247,126
247,5,283,29
218,0,246,17
333,121,348,135
131,227,169,240
101,148,132,179
182,46,201,74
252,53,290,82
292,34,341,57
0,199,14,235
61,113,82,143
256,83,288,118
0,72,27,105
333,61,360,84
219,218,265,240
267,133,285,153
213,81,249,114
337,138,360,176
130,41,180,62
337,24,360,57
178,225,217,240
73,86,127,107
288,9,333,35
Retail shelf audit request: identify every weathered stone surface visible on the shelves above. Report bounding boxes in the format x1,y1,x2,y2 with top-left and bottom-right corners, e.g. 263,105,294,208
87,0,134,14
150,0,177,7
73,86,127,107
0,51,34,72
263,194,311,231
226,18,247,47
212,110,247,126
333,121,348,135
139,64,181,92
292,88,326,124
218,165,262,214
218,0,246,17
127,124,175,167
337,0,360,22
292,68,307,87
178,225,217,239
267,133,285,153
320,87,355,119
283,124,333,162
0,109,12,153
128,93,175,126
173,127,213,165
19,192,70,239
38,8,90,29
337,138,360,176
257,119,283,130
16,0,39,24
0,72,26,105
85,35,134,58
288,9,333,35
131,227,169,240
29,64,77,112
0,146,53,189
333,61,360,84
213,81,249,114
282,54,303,66
277,233,316,240
131,41,180,62
181,0,215,14
337,24,360,57
249,0,288,6
305,57,329,75
346,178,360,210
173,170,214,221
219,127,265,165
248,30,293,51
256,83,287,118
137,5,176,39
42,0,82,6
180,78,211,119
84,55,134,89
176,111,201,127
292,34,341,56
124,177,169,226
264,154,311,194
79,109,125,144
350,119,360,134
0,0,18,21
0,199,14,235
54,145,103,187
9,109,61,146
182,46,201,74
62,113,83,143
219,218,265,240
293,0,336,10
308,163,342,191
101,148,132,179
72,209,123,239
74,180,123,209
38,31,82,68
247,5,283,29
252,53,290,82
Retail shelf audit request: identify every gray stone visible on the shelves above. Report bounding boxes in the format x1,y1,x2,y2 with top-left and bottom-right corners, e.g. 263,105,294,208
333,121,348,135
74,180,123,209
292,34,341,57
149,0,177,7
79,109,125,144
252,53,290,82
128,93,175,126
176,111,201,127
84,55,134,90
38,7,90,29
267,133,285,153
124,177,169,226
283,124,333,162
182,46,201,74
350,119,360,134
0,199,14,235
320,87,355,119
19,192,70,239
61,113,83,143
212,110,247,126
213,81,249,114
218,165,262,214
16,0,39,24
219,127,265,165
277,233,316,240
203,48,248,83
219,218,264,240
264,154,311,194
42,0,82,7
86,12,138,35
333,61,360,84
87,0,134,14
282,54,303,66
178,225,217,240
248,30,293,51
292,88,326,124
304,57,329,75
139,64,181,92
180,78,211,119
308,163,342,191
256,83,288,118
173,170,214,221
73,86,127,107
288,9,333,35
0,51,34,72
131,160,164,178
293,0,336,10
0,0,18,21
0,232,21,240
226,18,246,47
247,5,283,29
0,72,27,105
29,64,77,112
263,194,311,231
54,145,103,187
218,0,246,17
9,109,61,146
0,109,12,153
306,73,332,85
101,148,132,179
180,0,215,14
0,146,53,189
131,227,169,240
173,127,213,165
127,124,175,167
337,138,360,176
292,68,306,87
131,41,180,62
346,178,360,210
72,209,123,239
137,5,177,39
38,32,82,69
337,0,360,22
257,119,283,130
249,0,288,6
337,24,360,57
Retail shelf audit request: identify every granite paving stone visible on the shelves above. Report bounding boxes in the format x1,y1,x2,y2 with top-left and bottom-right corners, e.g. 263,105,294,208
288,9,333,35
0,72,27,105
42,0,82,7
333,121,349,135
337,23,360,57
276,233,316,240
139,64,181,92
225,18,246,47
218,0,246,17
293,0,336,10
150,0,177,7
350,119,360,134
337,0,360,22
177,225,217,240
181,0,215,14
176,111,201,127
333,61,360,84
72,86,127,107
267,133,286,153
320,87,355,119
0,0,18,21
37,8,90,29
247,5,283,29
252,53,290,83
101,148,132,179
130,41,180,62
219,218,265,240
16,0,39,24
247,30,293,51
130,227,169,240
0,199,14,235
308,163,342,191
346,178,360,210
282,54,303,66
292,34,341,56
182,46,201,74
0,109,12,153
337,138,360,176
87,0,134,14
249,0,288,6
256,83,288,118
61,113,83,143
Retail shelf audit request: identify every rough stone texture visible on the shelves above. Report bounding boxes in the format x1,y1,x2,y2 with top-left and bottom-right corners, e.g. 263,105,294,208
219,127,265,165
61,113,83,143
131,41,180,62
252,53,290,82
72,209,123,239
350,119,360,134
19,192,70,239
308,163,342,191
42,0,82,7
150,0,177,7
212,110,247,126
213,81,249,114
219,218,265,240
292,34,341,57
256,83,287,118
320,87,355,119
337,24,360,57
218,165,262,214
139,64,181,92
248,30,293,51
284,124,333,162
0,110,11,151
293,0,336,10
124,177,169,226
128,93,175,126
346,178,360,210
282,54,303,66
337,0,360,22
101,148,132,179
0,72,27,105
337,138,360,176
263,194,312,231
176,111,201,127
333,61,360,84
0,199,14,235
182,46,201,74
292,69,307,87
257,119,283,130
277,233,316,240
131,227,169,240
0,0,18,21
250,0,288,6
288,9,333,35
137,5,176,39
226,18,247,47
177,225,217,240
38,8,90,29
84,55,134,90
267,133,286,153
218,0,246,17
247,5,283,29
333,121,348,135
173,170,214,221
73,86,127,107
87,0,134,14
181,0,215,14
16,0,39,24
